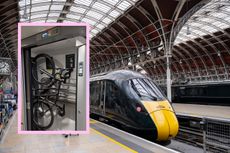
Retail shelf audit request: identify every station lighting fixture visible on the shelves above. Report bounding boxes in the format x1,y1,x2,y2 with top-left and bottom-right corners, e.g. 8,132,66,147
217,51,221,57
186,24,191,35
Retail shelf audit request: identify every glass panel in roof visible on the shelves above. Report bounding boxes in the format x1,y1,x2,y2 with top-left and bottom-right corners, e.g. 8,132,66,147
70,6,86,13
48,13,61,17
50,5,63,10
222,6,230,11
31,14,47,19
86,10,103,20
109,10,121,18
90,33,93,38
93,2,111,13
31,20,45,22
19,0,30,6
97,24,105,30
20,18,29,22
19,9,30,15
201,25,217,33
117,1,131,11
218,22,229,29
210,12,228,18
32,0,51,4
74,0,92,6
102,17,112,24
31,5,49,12
46,19,58,22
54,0,66,2
31,18,46,22
66,14,81,20
63,19,77,22
199,18,215,23
225,16,230,21
82,18,96,26
193,29,206,36
190,22,202,27
103,0,119,6
91,29,99,35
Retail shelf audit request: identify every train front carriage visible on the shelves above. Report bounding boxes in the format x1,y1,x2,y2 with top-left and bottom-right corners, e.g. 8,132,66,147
90,70,179,141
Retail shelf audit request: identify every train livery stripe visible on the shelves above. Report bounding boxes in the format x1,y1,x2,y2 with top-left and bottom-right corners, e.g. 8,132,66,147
142,100,179,141
91,128,138,153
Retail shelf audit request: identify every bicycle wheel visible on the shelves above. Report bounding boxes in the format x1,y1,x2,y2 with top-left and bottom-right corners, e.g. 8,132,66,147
32,53,55,85
32,100,54,130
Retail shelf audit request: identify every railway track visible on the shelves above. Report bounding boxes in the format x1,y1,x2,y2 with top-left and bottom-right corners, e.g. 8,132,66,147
91,113,230,153
175,114,230,153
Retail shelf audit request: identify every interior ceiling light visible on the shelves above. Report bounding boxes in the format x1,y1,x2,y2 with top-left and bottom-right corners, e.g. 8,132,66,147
186,24,191,35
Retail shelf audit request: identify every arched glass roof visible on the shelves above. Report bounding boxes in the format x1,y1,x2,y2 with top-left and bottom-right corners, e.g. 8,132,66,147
18,0,138,39
174,0,230,45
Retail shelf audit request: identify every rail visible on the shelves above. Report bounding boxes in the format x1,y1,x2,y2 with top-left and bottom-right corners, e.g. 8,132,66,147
176,113,230,153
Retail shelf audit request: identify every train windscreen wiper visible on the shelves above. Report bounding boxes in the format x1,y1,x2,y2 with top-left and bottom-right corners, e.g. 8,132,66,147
141,79,159,100
136,79,158,101
130,80,142,98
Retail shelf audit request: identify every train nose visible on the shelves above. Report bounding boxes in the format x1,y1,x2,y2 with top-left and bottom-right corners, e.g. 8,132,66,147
142,101,179,141
149,110,179,141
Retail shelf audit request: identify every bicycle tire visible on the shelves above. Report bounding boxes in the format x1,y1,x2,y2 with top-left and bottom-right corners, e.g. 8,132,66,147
32,53,55,85
32,100,54,130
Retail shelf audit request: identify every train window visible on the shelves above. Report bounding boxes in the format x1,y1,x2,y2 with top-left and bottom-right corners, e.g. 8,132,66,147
90,81,101,106
105,81,121,109
129,78,165,101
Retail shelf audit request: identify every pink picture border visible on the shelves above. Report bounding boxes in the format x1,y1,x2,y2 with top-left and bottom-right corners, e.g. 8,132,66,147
17,22,90,134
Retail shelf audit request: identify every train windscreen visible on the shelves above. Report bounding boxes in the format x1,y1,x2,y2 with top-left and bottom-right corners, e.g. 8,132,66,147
129,78,166,101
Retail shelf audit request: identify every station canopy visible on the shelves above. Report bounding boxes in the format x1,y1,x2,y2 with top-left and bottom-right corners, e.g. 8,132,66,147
1,0,230,84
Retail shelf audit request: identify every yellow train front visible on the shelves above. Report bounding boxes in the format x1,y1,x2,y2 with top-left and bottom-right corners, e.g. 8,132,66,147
90,70,179,142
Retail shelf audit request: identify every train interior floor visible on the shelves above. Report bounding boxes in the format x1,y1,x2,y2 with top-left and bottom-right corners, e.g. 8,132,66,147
49,102,75,130
173,103,230,119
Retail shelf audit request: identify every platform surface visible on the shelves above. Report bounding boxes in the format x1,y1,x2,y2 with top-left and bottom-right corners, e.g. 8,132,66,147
173,103,230,119
0,113,178,153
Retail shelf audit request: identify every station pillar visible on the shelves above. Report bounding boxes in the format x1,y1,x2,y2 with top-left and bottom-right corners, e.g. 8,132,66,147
165,43,172,102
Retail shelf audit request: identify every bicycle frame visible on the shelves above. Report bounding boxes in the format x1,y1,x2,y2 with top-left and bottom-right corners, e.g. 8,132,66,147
33,78,64,110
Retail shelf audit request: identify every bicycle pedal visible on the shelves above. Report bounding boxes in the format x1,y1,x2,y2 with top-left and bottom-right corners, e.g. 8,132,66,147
58,107,65,117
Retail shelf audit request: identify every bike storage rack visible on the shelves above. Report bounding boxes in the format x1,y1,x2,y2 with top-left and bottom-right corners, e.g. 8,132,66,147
21,26,87,131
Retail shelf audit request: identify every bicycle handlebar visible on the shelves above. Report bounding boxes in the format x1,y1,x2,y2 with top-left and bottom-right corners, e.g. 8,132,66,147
54,68,73,83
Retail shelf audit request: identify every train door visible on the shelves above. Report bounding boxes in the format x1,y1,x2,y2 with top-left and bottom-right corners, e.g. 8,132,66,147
99,81,106,115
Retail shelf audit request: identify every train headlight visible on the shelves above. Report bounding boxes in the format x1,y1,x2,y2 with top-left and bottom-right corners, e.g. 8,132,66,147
135,103,145,113
136,106,142,112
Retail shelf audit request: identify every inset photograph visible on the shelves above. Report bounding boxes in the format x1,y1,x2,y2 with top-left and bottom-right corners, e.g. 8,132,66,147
18,23,89,133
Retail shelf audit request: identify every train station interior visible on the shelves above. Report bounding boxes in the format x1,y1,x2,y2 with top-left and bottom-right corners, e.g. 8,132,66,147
0,0,230,153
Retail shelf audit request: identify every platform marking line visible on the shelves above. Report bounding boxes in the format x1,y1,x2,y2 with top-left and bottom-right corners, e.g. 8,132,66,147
90,120,98,124
91,128,138,153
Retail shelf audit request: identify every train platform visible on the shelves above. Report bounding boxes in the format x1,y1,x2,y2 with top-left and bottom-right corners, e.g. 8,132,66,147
173,103,230,119
0,113,178,153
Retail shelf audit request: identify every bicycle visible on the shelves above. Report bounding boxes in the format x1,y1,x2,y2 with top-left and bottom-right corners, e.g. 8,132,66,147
31,53,72,130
